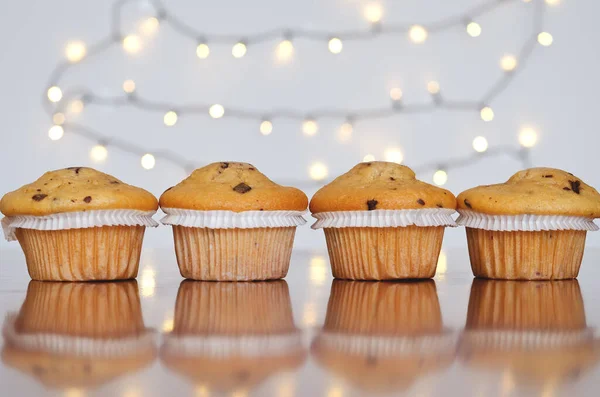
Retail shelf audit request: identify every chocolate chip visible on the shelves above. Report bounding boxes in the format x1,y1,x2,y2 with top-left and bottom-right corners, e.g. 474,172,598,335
32,194,47,201
366,162,372,166
259,208,264,211
83,196,92,203
110,180,119,184
71,199,76,203
36,189,41,192
367,199,378,211
233,183,252,194
568,172,574,176
464,199,473,209
563,187,571,191
543,175,553,178
389,177,395,181
53,198,57,201
249,167,255,171
67,167,82,174
417,199,426,205
221,162,229,169
569,180,581,194
436,203,443,208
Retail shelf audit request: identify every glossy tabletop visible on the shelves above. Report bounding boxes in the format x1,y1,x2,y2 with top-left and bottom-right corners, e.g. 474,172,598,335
0,246,599,397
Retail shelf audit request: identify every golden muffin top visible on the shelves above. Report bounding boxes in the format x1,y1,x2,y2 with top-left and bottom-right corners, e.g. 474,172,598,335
457,168,600,217
0,167,158,216
310,162,456,213
159,162,308,212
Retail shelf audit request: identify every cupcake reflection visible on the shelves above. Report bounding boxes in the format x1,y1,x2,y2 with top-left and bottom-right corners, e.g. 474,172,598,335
311,280,457,393
460,279,600,387
1,281,156,389
160,280,306,394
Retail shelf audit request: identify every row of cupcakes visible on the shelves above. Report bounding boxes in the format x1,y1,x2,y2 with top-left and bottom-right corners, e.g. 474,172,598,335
3,280,599,394
2,161,599,281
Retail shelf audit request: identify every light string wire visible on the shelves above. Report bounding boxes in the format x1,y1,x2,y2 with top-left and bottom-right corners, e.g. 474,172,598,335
42,0,549,185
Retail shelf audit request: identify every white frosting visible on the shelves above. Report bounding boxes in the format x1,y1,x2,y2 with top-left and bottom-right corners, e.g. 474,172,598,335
311,209,457,230
160,209,307,229
456,209,599,232
461,329,595,350
2,209,159,242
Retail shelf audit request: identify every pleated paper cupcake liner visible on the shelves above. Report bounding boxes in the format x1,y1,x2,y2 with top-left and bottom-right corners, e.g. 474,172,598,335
311,209,456,229
460,329,595,351
456,209,598,232
3,314,156,358
161,208,307,229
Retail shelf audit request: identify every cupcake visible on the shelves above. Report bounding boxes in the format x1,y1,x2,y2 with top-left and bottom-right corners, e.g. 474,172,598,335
310,162,457,280
311,281,457,393
460,279,600,388
2,281,156,390
160,162,308,281
160,281,306,394
456,167,600,280
0,167,158,281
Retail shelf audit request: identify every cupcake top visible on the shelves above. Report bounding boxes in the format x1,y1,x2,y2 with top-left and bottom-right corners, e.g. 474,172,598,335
159,162,308,212
457,167,600,217
309,162,456,213
0,167,158,216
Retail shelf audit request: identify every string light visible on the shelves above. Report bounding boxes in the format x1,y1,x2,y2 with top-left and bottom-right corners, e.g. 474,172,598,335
519,127,538,148
276,39,294,62
363,154,376,162
427,81,440,95
364,3,383,24
384,147,403,164
500,55,518,72
139,17,159,36
259,120,273,135
328,37,343,54
90,144,108,162
337,122,353,143
196,43,210,59
480,106,494,121
122,34,142,53
545,0,560,6
48,125,64,141
69,99,84,114
472,136,489,153
163,110,178,126
409,25,428,43
47,86,62,103
433,170,448,186
538,32,553,46
209,104,225,118
302,119,318,136
123,79,136,94
65,41,86,63
389,87,403,101
52,112,66,125
309,162,328,180
232,41,247,58
466,22,482,37
141,153,155,169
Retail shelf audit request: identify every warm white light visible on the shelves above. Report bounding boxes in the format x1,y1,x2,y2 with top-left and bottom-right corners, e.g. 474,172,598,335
90,145,108,162
141,153,155,169
390,87,403,101
64,388,84,397
196,43,210,59
500,55,518,72
433,170,448,186
338,122,353,143
384,147,403,164
472,136,489,153
302,302,317,327
123,79,136,94
409,25,428,43
466,22,481,37
48,125,64,141
328,37,343,54
140,267,156,298
53,112,66,125
70,99,84,114
260,120,273,135
538,32,553,46
162,318,174,333
65,41,86,63
276,40,294,62
47,86,63,103
427,81,440,95
309,162,328,181
310,256,328,286
545,0,560,6
123,35,142,53
364,3,383,23
163,110,178,126
209,104,225,118
437,250,448,274
302,119,318,136
519,127,538,148
139,17,159,36
232,42,247,58
363,154,376,162
480,106,494,122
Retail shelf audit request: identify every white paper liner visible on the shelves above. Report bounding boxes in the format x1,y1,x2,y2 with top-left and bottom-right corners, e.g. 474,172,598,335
311,209,457,230
2,209,159,242
161,330,304,359
456,209,599,232
315,331,459,357
160,208,307,229
2,314,156,357
460,329,595,351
